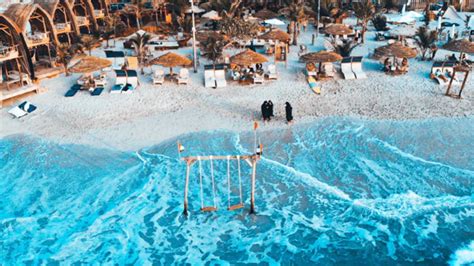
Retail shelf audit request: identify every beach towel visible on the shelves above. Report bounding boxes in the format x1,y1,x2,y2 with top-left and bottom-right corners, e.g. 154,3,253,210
307,76,320,94
65,84,81,97
91,87,104,96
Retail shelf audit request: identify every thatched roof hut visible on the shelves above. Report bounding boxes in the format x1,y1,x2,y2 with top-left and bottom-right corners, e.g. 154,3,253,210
374,42,417,59
254,9,278,20
259,29,291,43
150,52,192,74
443,39,474,54
230,49,268,65
4,3,59,46
196,31,229,43
69,56,112,73
300,51,342,63
325,24,354,36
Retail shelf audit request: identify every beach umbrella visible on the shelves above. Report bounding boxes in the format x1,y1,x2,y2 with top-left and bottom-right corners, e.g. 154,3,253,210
202,10,221,20
264,18,285,26
196,31,229,43
325,24,354,36
259,29,291,43
69,56,112,73
230,49,268,66
299,51,343,63
374,42,417,59
443,39,474,54
254,9,279,20
150,52,192,75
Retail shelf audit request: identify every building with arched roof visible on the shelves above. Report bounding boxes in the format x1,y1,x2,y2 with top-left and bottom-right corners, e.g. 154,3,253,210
35,0,79,45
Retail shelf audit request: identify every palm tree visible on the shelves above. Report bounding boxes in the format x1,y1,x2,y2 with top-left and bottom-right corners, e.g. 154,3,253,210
279,0,311,46
220,14,259,47
200,0,243,18
415,26,437,61
80,35,98,56
353,0,375,44
201,36,225,67
56,43,76,76
102,17,115,48
328,38,359,57
371,14,389,31
130,32,151,74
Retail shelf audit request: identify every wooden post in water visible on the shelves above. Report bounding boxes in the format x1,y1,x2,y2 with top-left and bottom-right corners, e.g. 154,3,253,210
250,157,257,214
183,160,192,216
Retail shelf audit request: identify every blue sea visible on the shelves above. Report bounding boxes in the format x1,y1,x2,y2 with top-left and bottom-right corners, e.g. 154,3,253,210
1,117,473,265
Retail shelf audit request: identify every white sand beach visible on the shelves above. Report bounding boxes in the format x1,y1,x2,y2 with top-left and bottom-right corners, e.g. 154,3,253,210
1,21,473,151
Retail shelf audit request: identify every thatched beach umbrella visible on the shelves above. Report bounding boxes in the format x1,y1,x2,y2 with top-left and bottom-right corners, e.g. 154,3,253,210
230,49,268,66
254,9,278,20
150,52,192,75
443,39,474,55
374,42,417,59
259,29,291,43
196,31,229,43
69,56,112,73
325,24,354,36
300,51,343,63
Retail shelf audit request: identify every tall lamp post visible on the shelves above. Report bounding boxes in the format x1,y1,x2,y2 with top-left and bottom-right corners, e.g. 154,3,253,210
189,0,198,73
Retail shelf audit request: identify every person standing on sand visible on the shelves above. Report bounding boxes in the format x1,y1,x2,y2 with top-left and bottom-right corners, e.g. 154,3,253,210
261,101,268,121
285,102,293,124
268,100,274,118
265,102,272,121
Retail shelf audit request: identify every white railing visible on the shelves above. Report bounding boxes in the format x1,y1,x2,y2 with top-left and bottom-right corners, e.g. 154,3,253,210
55,22,71,32
76,16,89,25
0,46,18,60
26,33,50,46
94,10,105,17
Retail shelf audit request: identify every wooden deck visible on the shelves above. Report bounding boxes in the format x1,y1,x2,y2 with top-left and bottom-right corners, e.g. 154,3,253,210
0,84,39,108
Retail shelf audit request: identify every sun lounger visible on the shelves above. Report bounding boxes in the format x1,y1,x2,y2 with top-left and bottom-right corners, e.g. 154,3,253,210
266,64,278,80
253,73,264,84
341,57,355,80
8,101,37,118
94,73,107,87
153,69,164,85
111,84,123,94
204,66,216,88
91,86,104,96
121,83,134,94
322,63,335,77
351,57,367,79
215,65,227,87
65,84,81,97
177,68,189,85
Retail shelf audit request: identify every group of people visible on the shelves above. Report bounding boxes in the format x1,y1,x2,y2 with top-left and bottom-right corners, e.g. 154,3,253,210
261,101,293,124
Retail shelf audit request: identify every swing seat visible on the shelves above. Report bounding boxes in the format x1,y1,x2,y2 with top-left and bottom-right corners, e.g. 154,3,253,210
228,203,244,211
201,206,217,212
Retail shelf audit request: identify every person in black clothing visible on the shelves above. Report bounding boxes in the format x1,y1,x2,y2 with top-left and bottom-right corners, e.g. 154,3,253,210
268,100,274,118
261,101,268,121
448,53,457,62
285,102,293,124
265,102,272,121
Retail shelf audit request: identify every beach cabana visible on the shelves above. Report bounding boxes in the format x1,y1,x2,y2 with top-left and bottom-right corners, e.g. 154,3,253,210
4,3,59,75
442,39,473,98
35,0,78,45
230,49,268,84
0,14,34,102
374,42,417,75
69,0,96,34
388,24,417,40
259,29,290,66
105,50,125,69
150,52,192,77
300,51,342,79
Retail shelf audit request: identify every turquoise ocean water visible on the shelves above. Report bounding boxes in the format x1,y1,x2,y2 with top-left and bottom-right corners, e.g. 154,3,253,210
1,117,473,264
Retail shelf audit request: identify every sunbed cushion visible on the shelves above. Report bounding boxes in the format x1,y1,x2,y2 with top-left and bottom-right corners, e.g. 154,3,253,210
91,87,104,96
18,101,37,113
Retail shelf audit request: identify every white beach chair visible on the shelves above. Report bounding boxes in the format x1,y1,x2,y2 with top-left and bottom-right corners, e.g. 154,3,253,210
8,101,37,118
322,63,335,77
94,73,107,87
177,68,189,85
204,68,216,88
215,68,227,88
253,73,264,84
351,57,367,79
266,64,278,80
153,69,164,85
340,57,355,80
